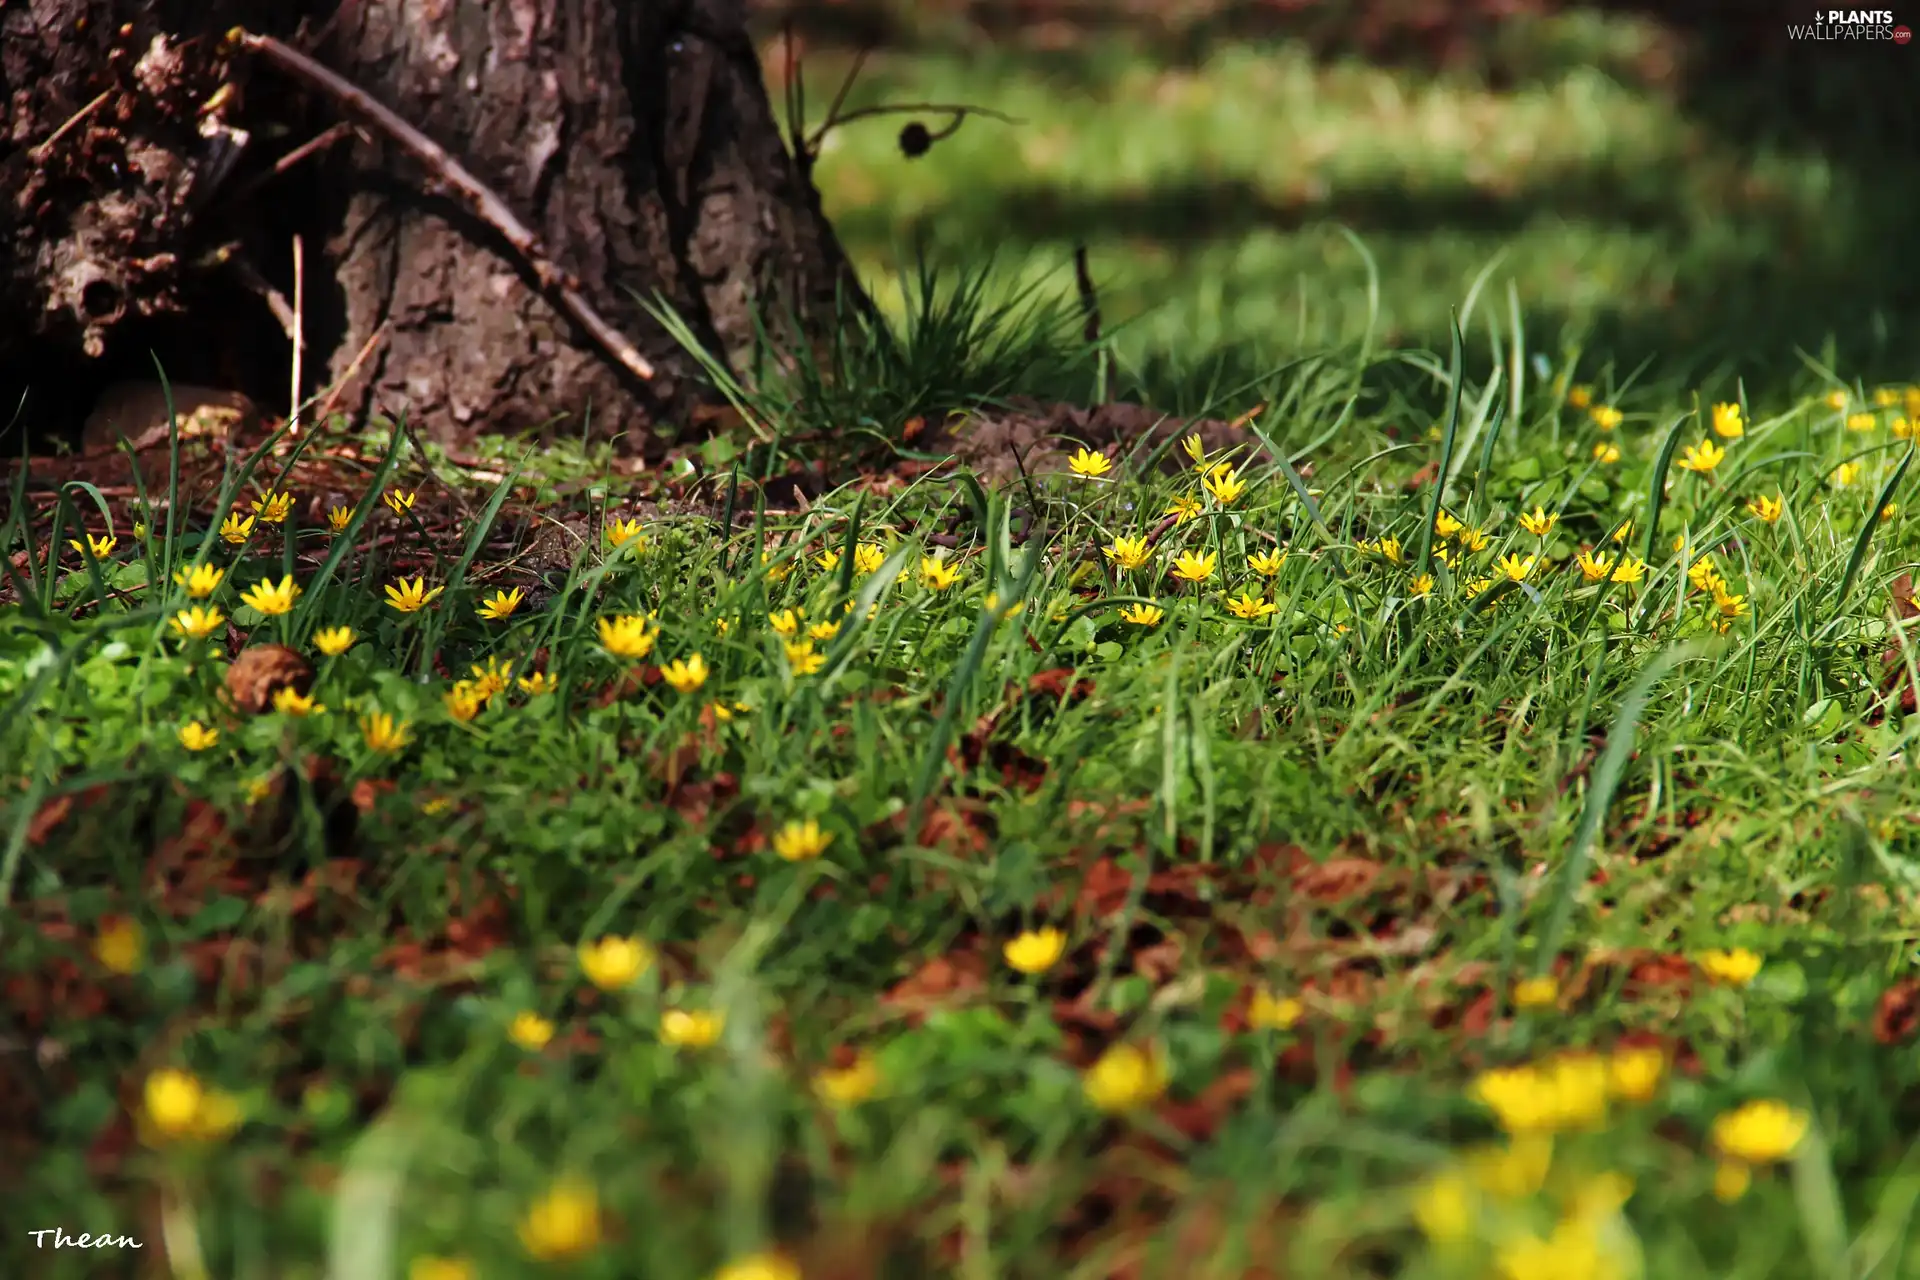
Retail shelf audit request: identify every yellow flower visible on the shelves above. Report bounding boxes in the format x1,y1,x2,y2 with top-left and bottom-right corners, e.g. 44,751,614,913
518,1179,601,1261
1825,389,1849,410
385,576,445,614
1465,1135,1555,1200
597,614,658,659
772,818,832,862
1362,536,1405,566
1409,573,1435,598
1180,433,1207,466
1713,587,1749,622
1896,417,1914,440
250,490,293,523
1877,387,1904,407
1225,589,1278,620
1609,556,1647,585
1248,988,1304,1031
1472,1054,1609,1135
313,626,355,656
1494,1216,1618,1280
1745,493,1784,523
578,935,653,990
1712,1099,1809,1164
361,711,411,753
1592,442,1621,464
1203,467,1247,506
1436,544,1462,570
1697,947,1762,986
1711,402,1745,438
606,517,646,550
807,620,840,642
1003,926,1067,974
1464,575,1495,598
1434,510,1464,540
1576,550,1614,582
1068,447,1113,478
517,671,558,696
1412,1170,1475,1245
1512,975,1559,1010
1165,494,1204,523
660,653,710,694
1566,384,1594,408
817,548,842,572
1083,1042,1169,1114
477,587,525,621
1496,553,1537,582
132,520,147,540
327,506,354,534
409,1258,475,1280
1104,534,1151,571
1714,1159,1753,1203
219,513,255,545
1170,549,1217,582
1847,412,1878,432
1518,507,1559,536
769,608,803,637
1885,503,1900,521
273,687,324,717
459,657,507,700
784,640,826,675
1687,556,1723,594
240,574,300,617
93,916,145,975
712,1252,802,1280
382,489,416,516
1833,461,1862,488
1590,405,1623,431
760,551,791,582
68,532,119,560
143,1068,206,1140
1676,438,1727,474
444,682,486,723
661,1009,725,1048
508,1011,554,1051
1457,525,1490,553
1247,548,1287,576
1119,602,1164,626
177,721,220,751
814,1053,882,1106
172,564,224,598
854,542,887,575
921,556,961,590
1607,1044,1666,1103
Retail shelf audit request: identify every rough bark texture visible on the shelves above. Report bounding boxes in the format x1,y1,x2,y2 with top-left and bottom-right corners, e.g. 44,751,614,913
1,0,864,452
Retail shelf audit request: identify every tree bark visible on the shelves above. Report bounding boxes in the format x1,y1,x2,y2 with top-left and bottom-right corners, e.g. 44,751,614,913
1,0,864,453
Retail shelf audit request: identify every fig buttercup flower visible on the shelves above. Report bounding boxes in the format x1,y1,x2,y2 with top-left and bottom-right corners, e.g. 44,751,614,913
94,916,145,975
444,682,485,723
1225,589,1277,620
1518,507,1559,536
1068,447,1112,478
772,818,832,862
813,1052,882,1106
1576,550,1614,582
1697,947,1762,986
240,574,300,617
219,512,255,545
1712,402,1745,438
1607,1044,1666,1103
1833,461,1862,488
1745,493,1784,523
518,1178,601,1261
385,576,444,614
1203,466,1247,506
1566,384,1593,408
143,1068,206,1140
1609,556,1648,585
807,620,840,642
597,614,658,659
1409,573,1435,598
712,1253,802,1280
1712,1099,1808,1165
508,1011,554,1051
178,721,220,751
1847,412,1878,432
1676,438,1727,474
170,605,226,640
1165,494,1204,523
1590,405,1623,430
250,490,293,523
817,548,842,572
173,564,224,598
1496,553,1537,582
1472,1054,1609,1135
382,489,416,516
1824,389,1849,410
1104,534,1151,571
313,626,355,656
326,505,354,534
517,671,558,696
1248,548,1287,576
853,542,887,575
1119,602,1164,626
1180,433,1207,466
1593,442,1621,464
69,533,117,559
1083,1042,1169,1113
477,587,525,621
1512,975,1559,1010
660,1009,725,1048
274,687,324,717
784,640,825,676
360,712,411,753
1247,987,1304,1031
921,556,961,590
578,936,653,991
1434,510,1465,540
660,653,709,694
1170,549,1217,583
606,516,646,550
769,608,802,637
1361,536,1404,565
1003,926,1067,975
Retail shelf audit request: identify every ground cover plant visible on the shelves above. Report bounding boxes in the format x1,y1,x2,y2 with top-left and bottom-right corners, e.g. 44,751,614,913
7,8,1920,1280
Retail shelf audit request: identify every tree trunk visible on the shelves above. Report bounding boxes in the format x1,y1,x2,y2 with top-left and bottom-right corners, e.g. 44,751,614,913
1,0,863,453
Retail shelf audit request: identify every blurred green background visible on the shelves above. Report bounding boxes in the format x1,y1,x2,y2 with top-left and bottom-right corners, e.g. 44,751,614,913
754,0,1919,405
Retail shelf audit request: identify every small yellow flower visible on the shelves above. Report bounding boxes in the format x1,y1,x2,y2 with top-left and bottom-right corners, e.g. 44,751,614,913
1677,438,1727,474
172,564,225,598
1895,417,1914,440
760,551,791,582
361,711,411,753
597,614,658,659
1687,556,1724,594
177,721,220,751
1576,550,1614,582
660,1009,725,1048
1180,433,1207,466
1083,1042,1169,1114
1712,402,1745,438
93,916,145,975
1436,544,1463,570
382,489,416,516
272,687,324,717
1712,1099,1808,1164
1409,573,1435,598
326,506,354,534
444,682,486,723
606,517,646,550
1457,526,1490,553
477,587,525,621
250,490,293,523
1697,947,1762,986
1170,549,1217,583
1203,466,1247,506
1607,1044,1666,1103
1566,384,1593,409
1609,556,1648,585
1496,553,1537,582
219,512,254,545
1472,1054,1609,1135
1165,494,1204,523
1847,412,1878,433
1885,503,1900,521
1104,534,1151,571
817,548,842,572
508,1011,554,1051
772,818,832,862
712,1252,802,1280
921,556,961,590
1877,387,1904,407
409,1257,475,1280
1224,589,1278,620
1590,405,1623,431
518,1179,601,1261
1464,1135,1555,1200
1713,586,1749,622
132,521,147,540
144,1068,206,1140
784,640,826,675
1119,602,1164,626
1592,442,1621,464
1362,536,1405,566
517,671,558,696
814,1053,882,1106
1714,1159,1753,1202
313,626,355,656
1247,988,1304,1031
1833,461,1862,488
578,936,653,991
1003,926,1068,975
854,542,887,575
1412,1169,1475,1245
1825,389,1849,410
1518,507,1559,537
1745,493,1784,523
1433,510,1464,540
385,576,445,614
239,574,300,617
1464,575,1495,598
769,608,803,636
807,620,840,642
1512,975,1559,1010
466,654,509,698
1247,548,1287,576
68,533,117,559
660,653,710,694
1068,447,1113,478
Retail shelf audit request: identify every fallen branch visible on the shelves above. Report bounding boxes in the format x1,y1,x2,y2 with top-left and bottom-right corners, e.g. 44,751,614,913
235,30,656,384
